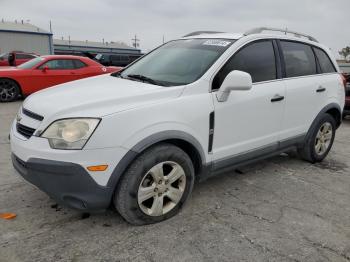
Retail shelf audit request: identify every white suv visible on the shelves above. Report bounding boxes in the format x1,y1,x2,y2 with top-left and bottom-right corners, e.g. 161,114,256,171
10,28,345,225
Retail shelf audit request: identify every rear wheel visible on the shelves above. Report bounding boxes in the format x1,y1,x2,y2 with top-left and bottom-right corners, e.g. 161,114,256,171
114,143,195,225
0,78,20,102
298,114,336,163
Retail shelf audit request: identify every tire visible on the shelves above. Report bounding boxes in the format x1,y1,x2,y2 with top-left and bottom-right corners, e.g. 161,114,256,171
298,113,336,163
0,78,20,102
114,143,195,225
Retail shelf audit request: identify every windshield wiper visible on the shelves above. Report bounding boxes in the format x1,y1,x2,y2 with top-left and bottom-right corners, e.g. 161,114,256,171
126,74,163,86
111,71,123,78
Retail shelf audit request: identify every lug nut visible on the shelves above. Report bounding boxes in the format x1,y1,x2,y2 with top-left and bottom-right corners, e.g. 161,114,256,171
158,193,162,197
154,188,158,192
158,180,163,184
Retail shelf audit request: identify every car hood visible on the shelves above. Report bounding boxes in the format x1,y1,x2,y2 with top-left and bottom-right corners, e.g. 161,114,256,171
23,74,184,121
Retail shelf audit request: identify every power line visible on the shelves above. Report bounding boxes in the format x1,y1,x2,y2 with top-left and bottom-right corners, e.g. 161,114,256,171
132,34,140,49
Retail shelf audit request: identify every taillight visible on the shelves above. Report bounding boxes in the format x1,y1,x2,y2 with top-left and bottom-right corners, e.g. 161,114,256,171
341,74,347,89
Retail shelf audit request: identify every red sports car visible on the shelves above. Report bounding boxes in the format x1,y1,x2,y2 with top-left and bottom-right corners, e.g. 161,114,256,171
0,55,121,102
0,51,38,67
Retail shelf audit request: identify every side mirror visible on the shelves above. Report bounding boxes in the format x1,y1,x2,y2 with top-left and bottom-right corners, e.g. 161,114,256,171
42,66,49,72
216,70,252,102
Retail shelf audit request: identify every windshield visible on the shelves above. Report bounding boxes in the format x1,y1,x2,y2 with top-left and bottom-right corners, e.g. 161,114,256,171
17,57,45,69
118,39,234,86
95,54,103,60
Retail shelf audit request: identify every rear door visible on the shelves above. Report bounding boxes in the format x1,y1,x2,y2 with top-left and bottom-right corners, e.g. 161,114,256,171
312,47,341,108
278,40,324,140
211,40,286,161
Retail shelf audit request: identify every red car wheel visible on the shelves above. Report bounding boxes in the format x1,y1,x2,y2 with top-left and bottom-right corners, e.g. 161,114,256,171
0,79,20,102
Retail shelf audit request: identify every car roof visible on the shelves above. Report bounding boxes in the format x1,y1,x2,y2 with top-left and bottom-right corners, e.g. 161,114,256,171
182,32,243,40
181,31,331,54
41,55,89,60
181,28,325,47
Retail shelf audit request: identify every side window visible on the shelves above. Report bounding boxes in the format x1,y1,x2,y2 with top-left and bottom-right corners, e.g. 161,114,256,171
40,59,76,70
213,40,276,90
120,55,129,62
73,59,87,69
111,55,120,61
313,48,336,74
280,41,316,78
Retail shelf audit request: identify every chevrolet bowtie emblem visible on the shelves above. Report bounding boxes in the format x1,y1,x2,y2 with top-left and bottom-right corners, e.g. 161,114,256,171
16,114,22,122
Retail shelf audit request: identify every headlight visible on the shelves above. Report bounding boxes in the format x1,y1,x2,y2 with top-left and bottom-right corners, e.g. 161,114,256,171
41,118,100,150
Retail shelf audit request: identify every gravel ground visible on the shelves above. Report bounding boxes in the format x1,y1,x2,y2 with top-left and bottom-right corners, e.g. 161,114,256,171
1,101,350,262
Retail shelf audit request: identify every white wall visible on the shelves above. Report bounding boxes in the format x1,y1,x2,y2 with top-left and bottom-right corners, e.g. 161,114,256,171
0,32,51,55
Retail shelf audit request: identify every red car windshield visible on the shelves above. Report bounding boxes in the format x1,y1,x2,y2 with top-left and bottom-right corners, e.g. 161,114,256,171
17,57,45,69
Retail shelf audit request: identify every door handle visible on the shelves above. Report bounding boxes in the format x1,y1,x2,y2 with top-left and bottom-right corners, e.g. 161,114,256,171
271,94,284,102
316,86,326,93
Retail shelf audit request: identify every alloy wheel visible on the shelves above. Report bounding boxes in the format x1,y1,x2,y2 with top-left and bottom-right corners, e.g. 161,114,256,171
137,161,186,216
314,122,333,156
0,79,17,101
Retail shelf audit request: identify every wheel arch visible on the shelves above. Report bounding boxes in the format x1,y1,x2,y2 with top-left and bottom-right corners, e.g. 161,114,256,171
106,131,207,191
325,107,341,128
305,103,342,144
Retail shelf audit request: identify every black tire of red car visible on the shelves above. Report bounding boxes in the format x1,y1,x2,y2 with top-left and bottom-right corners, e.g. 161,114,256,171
114,143,195,225
0,78,20,102
298,113,336,163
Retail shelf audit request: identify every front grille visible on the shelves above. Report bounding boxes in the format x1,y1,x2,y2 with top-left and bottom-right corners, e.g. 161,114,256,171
22,108,44,121
16,123,35,138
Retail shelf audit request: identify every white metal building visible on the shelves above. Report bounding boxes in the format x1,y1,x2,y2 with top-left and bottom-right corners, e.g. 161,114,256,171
53,39,141,56
0,20,53,55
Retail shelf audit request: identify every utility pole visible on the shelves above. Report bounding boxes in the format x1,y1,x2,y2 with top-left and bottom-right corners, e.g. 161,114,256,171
132,34,140,49
49,20,52,33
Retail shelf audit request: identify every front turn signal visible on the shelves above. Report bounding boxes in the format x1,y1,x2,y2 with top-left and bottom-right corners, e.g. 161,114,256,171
87,165,108,172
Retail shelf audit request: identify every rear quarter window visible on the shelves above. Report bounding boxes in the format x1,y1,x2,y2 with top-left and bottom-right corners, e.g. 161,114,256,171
280,41,317,78
73,60,87,69
313,47,336,73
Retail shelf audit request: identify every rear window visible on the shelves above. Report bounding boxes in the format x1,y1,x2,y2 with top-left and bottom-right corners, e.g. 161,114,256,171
313,48,336,73
280,41,317,78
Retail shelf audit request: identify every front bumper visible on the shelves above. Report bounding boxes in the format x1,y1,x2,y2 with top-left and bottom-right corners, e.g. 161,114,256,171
12,154,114,211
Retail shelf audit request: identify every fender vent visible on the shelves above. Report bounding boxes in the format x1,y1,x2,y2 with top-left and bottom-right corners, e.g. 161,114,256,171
208,111,215,153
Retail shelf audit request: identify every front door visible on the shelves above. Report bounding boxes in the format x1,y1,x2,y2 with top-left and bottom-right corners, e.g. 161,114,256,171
31,59,78,92
211,40,285,163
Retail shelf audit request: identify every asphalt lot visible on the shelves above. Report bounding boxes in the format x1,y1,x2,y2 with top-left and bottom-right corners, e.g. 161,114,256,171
1,101,350,262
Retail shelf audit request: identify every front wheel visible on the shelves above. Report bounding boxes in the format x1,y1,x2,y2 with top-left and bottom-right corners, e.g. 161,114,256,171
0,78,20,102
298,114,336,163
114,143,195,225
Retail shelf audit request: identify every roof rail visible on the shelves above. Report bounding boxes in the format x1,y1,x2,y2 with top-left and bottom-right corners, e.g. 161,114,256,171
244,27,318,43
183,31,224,37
